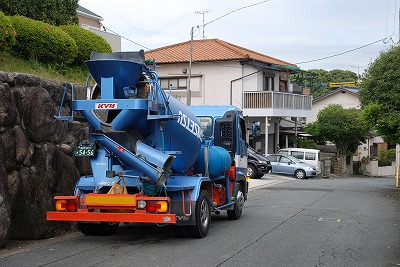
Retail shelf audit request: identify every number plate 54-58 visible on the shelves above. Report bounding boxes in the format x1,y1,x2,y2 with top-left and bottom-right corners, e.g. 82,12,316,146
74,145,95,157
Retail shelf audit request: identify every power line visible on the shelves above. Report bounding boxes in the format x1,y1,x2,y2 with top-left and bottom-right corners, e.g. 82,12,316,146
103,26,152,51
204,0,270,26
295,38,387,65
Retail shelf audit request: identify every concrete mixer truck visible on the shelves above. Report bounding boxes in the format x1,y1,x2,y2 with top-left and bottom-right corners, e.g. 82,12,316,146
47,50,260,238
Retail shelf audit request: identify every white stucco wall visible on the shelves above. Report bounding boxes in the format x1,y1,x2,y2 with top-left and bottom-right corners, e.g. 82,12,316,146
308,91,360,123
154,61,269,106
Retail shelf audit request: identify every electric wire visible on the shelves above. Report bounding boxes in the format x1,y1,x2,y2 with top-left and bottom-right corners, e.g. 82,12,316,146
103,26,151,51
103,1,270,63
204,0,270,27
295,38,387,65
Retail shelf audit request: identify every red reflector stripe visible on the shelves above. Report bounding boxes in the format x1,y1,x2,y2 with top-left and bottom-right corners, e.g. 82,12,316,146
228,166,236,180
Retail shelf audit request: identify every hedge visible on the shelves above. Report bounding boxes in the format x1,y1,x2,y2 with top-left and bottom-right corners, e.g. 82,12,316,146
0,11,16,51
60,25,112,65
0,0,78,26
9,16,78,65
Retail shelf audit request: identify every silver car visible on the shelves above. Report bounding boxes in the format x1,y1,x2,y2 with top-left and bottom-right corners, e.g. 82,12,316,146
267,154,317,179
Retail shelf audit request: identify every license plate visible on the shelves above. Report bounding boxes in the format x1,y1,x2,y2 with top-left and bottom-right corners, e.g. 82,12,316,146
74,145,95,156
85,195,136,205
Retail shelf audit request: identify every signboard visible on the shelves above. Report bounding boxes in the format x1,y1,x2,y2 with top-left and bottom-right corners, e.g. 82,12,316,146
329,82,356,88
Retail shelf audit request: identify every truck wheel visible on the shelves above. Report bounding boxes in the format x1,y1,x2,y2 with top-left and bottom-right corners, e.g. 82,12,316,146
227,186,244,220
78,223,101,235
172,226,187,238
100,222,119,235
247,165,257,179
78,222,119,235
186,190,211,238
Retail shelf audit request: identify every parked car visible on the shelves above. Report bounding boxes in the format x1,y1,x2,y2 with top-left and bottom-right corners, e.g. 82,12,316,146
267,154,317,179
278,148,321,174
247,147,272,179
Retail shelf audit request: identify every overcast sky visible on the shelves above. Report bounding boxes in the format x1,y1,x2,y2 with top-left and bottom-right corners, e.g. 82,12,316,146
78,0,399,75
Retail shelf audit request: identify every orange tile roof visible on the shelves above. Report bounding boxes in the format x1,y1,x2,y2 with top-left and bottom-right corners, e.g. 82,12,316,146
145,38,296,68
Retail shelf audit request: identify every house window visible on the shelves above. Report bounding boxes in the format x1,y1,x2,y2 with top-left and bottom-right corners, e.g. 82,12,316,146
264,76,274,91
160,78,187,90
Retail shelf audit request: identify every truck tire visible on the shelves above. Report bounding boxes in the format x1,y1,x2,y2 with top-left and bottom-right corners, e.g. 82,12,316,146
172,226,187,238
185,190,211,238
78,222,119,235
227,185,244,220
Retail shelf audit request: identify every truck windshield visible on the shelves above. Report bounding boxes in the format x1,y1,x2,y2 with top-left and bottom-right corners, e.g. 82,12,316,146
197,116,213,138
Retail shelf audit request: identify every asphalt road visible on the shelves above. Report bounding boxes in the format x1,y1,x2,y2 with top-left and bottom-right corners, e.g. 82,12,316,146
1,175,399,267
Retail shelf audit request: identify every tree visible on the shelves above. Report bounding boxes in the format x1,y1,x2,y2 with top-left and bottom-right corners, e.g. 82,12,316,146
0,0,78,26
291,69,358,98
359,45,400,145
305,104,369,155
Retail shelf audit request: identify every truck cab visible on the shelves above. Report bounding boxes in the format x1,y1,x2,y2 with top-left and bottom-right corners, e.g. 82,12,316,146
189,105,249,200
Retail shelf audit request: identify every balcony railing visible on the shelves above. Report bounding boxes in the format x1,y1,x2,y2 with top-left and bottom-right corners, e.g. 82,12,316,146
243,91,312,110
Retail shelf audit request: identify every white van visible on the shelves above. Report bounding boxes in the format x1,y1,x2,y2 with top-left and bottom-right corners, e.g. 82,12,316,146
278,148,321,174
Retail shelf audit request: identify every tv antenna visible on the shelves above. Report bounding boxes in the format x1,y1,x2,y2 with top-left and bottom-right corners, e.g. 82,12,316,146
195,10,212,39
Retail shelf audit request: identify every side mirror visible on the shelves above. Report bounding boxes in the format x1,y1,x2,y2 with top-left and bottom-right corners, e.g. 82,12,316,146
252,121,261,137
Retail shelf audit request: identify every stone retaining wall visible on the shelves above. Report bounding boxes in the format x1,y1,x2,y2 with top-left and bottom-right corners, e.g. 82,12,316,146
0,72,91,248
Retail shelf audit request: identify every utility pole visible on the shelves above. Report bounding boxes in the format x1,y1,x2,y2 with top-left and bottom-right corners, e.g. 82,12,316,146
187,27,194,106
195,10,212,39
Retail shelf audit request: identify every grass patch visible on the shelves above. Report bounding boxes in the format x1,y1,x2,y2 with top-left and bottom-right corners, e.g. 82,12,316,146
0,51,89,84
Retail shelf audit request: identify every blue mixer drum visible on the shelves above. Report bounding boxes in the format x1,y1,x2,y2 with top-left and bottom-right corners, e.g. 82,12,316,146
83,56,202,176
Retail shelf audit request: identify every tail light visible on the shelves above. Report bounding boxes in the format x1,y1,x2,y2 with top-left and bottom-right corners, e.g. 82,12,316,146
146,201,168,213
55,199,77,211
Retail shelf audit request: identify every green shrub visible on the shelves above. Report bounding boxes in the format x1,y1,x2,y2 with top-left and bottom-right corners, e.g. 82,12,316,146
379,149,396,166
9,16,78,65
0,11,16,51
60,25,112,65
297,138,318,149
0,0,78,26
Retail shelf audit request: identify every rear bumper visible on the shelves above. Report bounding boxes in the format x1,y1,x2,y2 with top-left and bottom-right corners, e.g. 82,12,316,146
47,210,176,224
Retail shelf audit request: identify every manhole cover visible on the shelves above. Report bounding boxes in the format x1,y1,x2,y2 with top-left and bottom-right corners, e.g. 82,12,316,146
318,217,342,223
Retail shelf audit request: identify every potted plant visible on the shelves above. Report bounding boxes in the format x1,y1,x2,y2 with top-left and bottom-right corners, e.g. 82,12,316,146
361,156,369,164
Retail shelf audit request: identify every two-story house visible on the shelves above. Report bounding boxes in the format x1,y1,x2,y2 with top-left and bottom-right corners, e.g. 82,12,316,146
77,5,121,52
145,39,312,154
